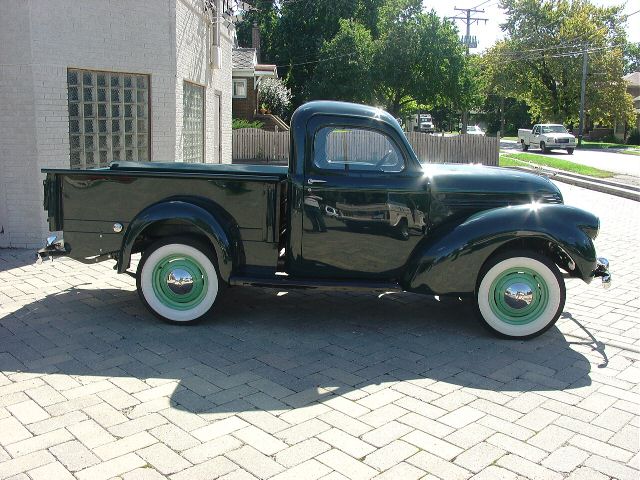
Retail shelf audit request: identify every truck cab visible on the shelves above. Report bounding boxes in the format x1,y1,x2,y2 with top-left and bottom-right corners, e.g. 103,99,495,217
41,101,609,339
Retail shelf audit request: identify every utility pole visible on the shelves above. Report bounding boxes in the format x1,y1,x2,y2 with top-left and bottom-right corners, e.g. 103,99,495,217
578,44,588,147
448,7,488,134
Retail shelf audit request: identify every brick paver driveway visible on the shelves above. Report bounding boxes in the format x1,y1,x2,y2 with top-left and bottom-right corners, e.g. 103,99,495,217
1,183,638,480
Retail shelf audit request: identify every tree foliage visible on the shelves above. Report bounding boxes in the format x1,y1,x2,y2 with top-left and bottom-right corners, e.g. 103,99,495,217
258,77,292,116
623,42,640,74
237,0,467,116
483,0,634,127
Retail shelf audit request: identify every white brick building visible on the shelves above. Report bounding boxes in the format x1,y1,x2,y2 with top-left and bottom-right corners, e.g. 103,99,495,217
0,0,235,248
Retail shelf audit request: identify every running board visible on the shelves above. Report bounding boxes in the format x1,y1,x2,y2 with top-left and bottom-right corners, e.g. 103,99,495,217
229,275,402,292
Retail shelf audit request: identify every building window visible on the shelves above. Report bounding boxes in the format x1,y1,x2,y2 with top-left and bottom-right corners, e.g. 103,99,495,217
233,79,247,98
67,69,149,169
183,81,205,163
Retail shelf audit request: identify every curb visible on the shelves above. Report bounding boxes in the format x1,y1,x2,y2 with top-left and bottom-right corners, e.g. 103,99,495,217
508,166,640,202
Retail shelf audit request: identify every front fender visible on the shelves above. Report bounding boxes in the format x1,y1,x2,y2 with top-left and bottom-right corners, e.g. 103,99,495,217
117,200,233,280
404,203,599,295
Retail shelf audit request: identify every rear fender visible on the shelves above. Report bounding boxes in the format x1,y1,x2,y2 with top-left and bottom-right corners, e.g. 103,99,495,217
117,199,235,280
404,203,599,295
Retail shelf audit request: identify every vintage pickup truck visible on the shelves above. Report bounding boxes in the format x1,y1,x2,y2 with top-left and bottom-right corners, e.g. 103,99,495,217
40,101,610,339
518,124,577,154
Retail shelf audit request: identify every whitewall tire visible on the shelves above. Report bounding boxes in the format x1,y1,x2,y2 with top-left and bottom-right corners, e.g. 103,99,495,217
475,251,565,339
136,238,220,324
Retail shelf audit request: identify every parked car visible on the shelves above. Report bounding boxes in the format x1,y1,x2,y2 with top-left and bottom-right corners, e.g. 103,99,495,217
466,125,485,136
518,124,576,154
39,101,610,339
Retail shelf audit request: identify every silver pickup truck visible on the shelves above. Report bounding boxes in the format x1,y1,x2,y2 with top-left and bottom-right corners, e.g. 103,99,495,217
518,124,576,154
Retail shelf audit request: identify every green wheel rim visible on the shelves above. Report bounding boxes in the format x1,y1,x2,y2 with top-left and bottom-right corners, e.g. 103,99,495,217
151,254,208,310
488,267,549,325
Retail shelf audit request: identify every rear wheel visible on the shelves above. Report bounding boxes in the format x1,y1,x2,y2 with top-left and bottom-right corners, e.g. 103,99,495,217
567,148,574,155
136,238,221,324
475,250,565,339
521,140,529,151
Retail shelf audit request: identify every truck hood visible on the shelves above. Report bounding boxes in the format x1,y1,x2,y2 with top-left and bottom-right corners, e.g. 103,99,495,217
421,164,564,228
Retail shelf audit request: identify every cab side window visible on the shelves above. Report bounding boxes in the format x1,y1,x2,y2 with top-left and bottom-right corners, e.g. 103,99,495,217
533,126,540,135
313,126,405,173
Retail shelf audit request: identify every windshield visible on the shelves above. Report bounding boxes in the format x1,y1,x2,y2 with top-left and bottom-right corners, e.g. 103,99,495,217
468,126,479,132
541,125,568,134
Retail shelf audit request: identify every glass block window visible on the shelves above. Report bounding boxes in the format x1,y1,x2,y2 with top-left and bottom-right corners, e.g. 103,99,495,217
183,82,205,163
67,69,150,169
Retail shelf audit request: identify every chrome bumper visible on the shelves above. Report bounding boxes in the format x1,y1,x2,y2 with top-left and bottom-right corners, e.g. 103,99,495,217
594,257,611,288
36,235,67,264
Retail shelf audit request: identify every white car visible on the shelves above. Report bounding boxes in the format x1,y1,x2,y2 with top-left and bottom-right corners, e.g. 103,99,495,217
466,125,485,136
518,124,576,154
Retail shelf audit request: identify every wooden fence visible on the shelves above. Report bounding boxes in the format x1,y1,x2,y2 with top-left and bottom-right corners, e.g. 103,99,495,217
232,129,499,166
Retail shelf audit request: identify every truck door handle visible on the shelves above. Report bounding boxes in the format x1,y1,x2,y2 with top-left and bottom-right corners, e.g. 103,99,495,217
307,179,327,185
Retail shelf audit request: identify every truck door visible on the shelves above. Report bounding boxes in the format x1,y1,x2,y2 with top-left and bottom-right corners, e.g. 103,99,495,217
532,125,540,146
299,117,429,280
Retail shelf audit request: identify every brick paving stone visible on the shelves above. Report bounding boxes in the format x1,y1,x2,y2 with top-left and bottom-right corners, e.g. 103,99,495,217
0,451,54,480
318,410,371,437
49,440,100,471
274,419,331,445
318,428,376,458
270,459,332,480
138,443,192,475
542,446,590,473
169,456,237,480
497,454,563,480
27,461,75,480
453,442,505,473
225,445,285,479
109,413,168,438
123,468,168,480
569,433,634,462
360,421,413,447
181,434,243,464
406,450,471,480
402,430,463,461
0,417,32,445
192,415,250,442
486,432,546,463
6,400,49,424
5,427,73,457
317,449,378,480
363,440,418,471
370,462,425,480
275,438,331,468
527,424,575,452
584,455,639,480
93,431,157,461
565,466,610,480
67,419,115,449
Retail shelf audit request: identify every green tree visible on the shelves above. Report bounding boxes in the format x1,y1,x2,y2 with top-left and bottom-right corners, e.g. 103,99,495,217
623,42,640,74
309,20,376,103
484,0,633,127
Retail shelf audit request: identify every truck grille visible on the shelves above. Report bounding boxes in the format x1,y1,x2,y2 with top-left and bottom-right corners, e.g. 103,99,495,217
557,139,569,143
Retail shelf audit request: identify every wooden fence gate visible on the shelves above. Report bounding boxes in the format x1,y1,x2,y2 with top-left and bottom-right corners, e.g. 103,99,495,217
232,129,499,166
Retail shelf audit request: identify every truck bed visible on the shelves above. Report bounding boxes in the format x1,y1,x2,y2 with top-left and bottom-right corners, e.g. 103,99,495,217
43,161,288,273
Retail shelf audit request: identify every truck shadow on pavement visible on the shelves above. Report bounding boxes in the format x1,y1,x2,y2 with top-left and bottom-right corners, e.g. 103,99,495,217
1,285,599,417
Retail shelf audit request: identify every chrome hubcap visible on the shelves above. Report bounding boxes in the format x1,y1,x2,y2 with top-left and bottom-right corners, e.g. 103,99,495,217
166,268,194,295
503,282,534,309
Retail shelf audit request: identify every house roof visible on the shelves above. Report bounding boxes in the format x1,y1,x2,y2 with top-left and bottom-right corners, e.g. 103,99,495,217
232,48,257,70
623,71,640,87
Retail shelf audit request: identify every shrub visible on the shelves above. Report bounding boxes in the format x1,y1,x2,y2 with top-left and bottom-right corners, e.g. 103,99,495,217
232,118,264,130
627,128,640,146
258,78,292,117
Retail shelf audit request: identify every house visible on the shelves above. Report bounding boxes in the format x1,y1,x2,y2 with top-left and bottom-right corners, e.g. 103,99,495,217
614,71,640,139
0,0,236,248
231,25,288,132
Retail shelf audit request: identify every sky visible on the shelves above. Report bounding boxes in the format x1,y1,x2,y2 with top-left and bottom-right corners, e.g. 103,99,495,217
424,0,640,52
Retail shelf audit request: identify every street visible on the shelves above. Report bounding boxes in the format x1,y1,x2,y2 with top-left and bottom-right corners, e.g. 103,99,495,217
501,139,640,177
0,182,638,480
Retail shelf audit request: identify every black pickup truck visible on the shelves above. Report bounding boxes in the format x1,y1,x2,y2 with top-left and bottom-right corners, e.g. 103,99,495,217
41,101,610,339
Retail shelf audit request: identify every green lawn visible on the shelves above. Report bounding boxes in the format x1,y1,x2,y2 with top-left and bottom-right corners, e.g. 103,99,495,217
578,140,640,151
499,152,615,178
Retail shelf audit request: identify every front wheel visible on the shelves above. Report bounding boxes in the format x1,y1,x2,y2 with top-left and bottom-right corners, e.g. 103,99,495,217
475,251,565,339
540,141,548,153
136,238,221,324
